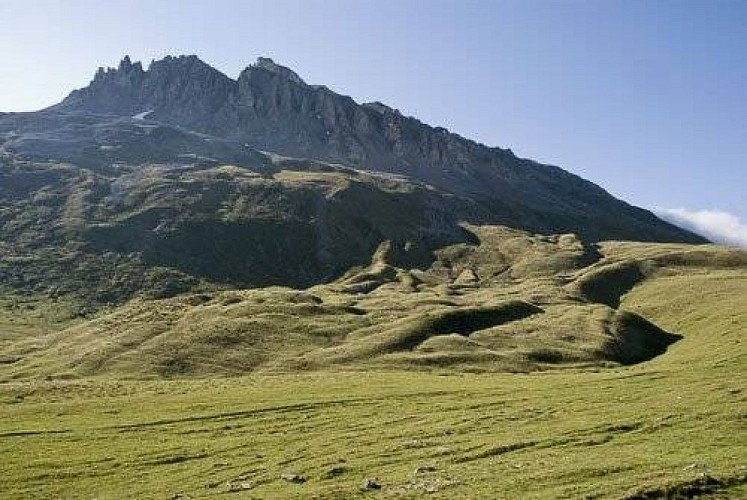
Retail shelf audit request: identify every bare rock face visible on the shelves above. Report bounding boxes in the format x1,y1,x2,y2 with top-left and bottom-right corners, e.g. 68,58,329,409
253,57,306,84
59,55,238,132
22,55,704,244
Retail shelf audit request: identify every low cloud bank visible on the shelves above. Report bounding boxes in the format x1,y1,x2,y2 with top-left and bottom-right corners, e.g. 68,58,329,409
656,208,747,248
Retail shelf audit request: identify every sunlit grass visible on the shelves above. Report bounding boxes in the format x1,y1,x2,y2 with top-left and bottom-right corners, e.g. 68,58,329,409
0,239,745,497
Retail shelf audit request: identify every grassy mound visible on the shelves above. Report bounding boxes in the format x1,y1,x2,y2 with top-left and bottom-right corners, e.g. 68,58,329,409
6,230,743,380
296,301,543,368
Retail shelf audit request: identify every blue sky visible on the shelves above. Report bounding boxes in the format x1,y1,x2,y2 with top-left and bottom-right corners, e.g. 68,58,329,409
1,0,745,243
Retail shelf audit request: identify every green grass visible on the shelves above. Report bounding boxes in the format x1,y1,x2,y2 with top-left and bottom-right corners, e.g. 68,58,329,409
1,236,700,379
0,159,472,304
0,241,745,498
0,362,744,497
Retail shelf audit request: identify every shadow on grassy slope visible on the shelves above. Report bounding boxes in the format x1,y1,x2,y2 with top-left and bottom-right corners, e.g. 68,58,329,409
602,310,682,365
572,260,648,309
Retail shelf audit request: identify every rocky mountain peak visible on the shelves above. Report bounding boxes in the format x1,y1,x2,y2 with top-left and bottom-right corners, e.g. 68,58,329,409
248,57,306,85
57,55,233,117
146,54,215,74
118,55,133,72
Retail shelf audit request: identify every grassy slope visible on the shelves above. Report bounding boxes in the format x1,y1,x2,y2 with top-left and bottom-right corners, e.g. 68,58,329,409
0,158,472,306
0,247,745,498
2,229,713,380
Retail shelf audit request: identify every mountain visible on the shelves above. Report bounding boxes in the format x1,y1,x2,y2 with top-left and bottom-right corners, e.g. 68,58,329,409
0,55,708,307
7,55,702,243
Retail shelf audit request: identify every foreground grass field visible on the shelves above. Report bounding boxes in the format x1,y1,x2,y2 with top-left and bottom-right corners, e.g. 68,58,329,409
1,254,745,498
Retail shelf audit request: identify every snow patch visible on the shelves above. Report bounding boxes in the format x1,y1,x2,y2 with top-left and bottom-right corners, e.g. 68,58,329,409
132,110,154,120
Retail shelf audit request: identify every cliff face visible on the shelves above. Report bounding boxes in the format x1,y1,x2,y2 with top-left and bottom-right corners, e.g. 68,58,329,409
31,55,704,243
56,56,479,174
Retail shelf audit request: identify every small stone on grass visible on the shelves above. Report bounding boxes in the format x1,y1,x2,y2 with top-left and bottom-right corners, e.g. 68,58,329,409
281,472,307,484
361,477,382,490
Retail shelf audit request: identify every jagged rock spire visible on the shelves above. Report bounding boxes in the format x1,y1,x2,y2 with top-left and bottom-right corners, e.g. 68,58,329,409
119,55,132,71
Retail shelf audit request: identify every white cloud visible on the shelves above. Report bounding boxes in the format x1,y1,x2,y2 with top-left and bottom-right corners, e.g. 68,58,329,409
655,208,747,249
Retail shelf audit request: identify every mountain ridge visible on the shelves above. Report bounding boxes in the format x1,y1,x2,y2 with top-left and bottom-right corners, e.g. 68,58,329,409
30,54,705,244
